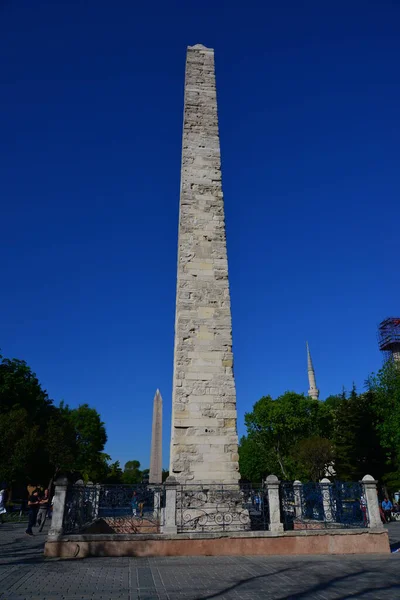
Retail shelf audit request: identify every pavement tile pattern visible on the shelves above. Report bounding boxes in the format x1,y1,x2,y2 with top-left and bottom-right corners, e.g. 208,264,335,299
1,523,400,599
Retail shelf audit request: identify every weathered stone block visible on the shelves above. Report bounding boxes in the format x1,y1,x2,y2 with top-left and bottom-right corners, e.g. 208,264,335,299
170,45,240,485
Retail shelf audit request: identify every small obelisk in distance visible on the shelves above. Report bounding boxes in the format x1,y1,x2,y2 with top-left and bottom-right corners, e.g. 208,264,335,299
307,342,319,400
170,44,240,484
149,389,163,484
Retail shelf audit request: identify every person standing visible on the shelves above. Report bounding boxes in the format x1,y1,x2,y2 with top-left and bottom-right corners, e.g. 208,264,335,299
131,491,138,516
37,488,49,531
382,497,393,523
25,489,40,536
360,494,368,525
0,483,7,524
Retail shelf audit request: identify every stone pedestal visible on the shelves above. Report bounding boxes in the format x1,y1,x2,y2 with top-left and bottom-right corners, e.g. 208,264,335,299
162,476,178,534
320,478,334,523
48,476,68,538
266,475,283,533
293,480,302,519
362,474,384,529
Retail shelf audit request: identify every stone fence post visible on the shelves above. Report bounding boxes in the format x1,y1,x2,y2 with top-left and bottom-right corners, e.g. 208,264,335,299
161,475,178,534
293,480,302,519
362,474,384,529
266,475,283,533
320,478,334,522
48,475,68,538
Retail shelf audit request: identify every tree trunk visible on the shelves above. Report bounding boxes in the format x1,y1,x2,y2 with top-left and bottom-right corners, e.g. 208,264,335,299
276,444,287,479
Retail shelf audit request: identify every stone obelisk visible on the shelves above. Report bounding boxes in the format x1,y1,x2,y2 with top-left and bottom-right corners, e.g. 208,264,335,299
307,342,319,400
149,389,162,484
170,44,240,484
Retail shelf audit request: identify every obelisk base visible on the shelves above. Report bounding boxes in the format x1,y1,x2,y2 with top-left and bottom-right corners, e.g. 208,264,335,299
176,485,251,532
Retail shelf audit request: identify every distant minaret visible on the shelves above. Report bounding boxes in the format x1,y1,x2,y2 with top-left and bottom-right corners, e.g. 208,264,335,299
307,342,319,400
149,389,163,484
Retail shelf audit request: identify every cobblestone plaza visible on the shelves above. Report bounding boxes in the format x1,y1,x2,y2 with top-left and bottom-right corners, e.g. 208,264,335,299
1,523,400,599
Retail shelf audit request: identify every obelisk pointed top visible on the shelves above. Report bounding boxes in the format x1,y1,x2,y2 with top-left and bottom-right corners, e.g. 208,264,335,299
149,389,163,484
306,342,319,400
188,43,213,51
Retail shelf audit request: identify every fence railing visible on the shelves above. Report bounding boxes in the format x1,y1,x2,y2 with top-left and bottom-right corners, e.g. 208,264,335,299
48,473,384,538
62,483,165,534
176,483,269,532
3,509,28,523
280,480,368,530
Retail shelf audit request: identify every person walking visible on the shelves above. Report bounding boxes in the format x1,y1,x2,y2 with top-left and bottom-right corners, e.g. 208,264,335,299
0,483,7,524
25,489,40,536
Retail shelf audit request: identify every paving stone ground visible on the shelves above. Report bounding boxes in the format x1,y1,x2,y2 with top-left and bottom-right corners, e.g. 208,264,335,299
1,522,400,599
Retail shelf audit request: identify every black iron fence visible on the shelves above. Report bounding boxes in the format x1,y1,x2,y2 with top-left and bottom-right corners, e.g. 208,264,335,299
63,483,165,534
176,483,269,532
2,504,28,523
280,481,368,530
57,478,373,536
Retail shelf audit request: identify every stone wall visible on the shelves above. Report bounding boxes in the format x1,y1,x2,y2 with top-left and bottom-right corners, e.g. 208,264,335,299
169,45,240,483
44,530,390,558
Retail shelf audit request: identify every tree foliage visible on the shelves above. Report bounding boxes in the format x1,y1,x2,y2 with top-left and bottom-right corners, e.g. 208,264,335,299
0,353,109,486
106,461,124,484
367,360,400,488
242,392,329,480
296,437,334,482
60,402,108,482
122,460,143,484
0,407,40,483
239,374,400,490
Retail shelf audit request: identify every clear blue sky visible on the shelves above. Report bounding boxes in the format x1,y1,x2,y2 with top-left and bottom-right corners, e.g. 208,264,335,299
1,1,399,470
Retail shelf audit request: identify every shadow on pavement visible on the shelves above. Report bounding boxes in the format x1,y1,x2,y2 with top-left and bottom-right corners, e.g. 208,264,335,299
196,564,400,600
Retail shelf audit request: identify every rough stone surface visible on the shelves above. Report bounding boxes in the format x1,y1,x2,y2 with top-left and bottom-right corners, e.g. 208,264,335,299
45,529,390,558
266,476,284,534
363,474,385,530
149,389,163,484
170,44,239,484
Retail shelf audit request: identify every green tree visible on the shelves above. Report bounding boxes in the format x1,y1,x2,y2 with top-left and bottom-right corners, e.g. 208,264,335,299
61,403,108,482
296,437,334,481
0,407,40,483
0,355,52,484
106,461,123,483
0,356,52,419
0,352,110,486
367,360,400,488
330,386,387,481
243,392,324,480
238,434,279,483
122,460,142,484
45,408,78,481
